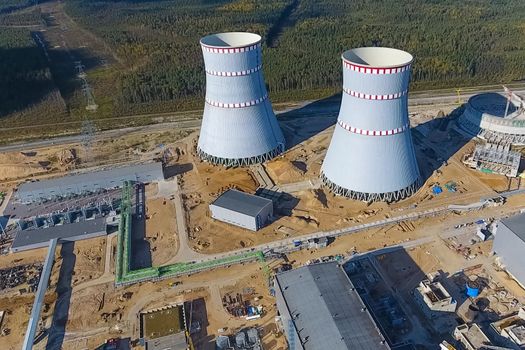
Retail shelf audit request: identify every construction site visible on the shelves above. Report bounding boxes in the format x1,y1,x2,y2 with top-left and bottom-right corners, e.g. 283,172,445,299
0,32,524,350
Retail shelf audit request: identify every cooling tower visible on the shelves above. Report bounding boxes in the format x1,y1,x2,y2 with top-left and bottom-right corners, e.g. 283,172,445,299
321,47,421,202
198,32,285,167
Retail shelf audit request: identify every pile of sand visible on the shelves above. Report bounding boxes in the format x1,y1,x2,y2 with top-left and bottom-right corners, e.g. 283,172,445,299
265,159,306,184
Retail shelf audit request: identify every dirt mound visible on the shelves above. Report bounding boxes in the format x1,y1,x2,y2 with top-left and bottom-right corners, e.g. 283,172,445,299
265,159,306,184
291,212,320,227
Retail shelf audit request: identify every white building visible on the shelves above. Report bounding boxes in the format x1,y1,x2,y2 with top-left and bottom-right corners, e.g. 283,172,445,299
493,213,525,289
209,189,273,231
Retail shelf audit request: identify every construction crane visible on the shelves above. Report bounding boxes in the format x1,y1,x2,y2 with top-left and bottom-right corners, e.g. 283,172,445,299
503,85,525,118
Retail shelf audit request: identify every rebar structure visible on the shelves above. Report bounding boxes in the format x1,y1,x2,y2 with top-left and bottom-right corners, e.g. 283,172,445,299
321,47,421,202
197,32,285,167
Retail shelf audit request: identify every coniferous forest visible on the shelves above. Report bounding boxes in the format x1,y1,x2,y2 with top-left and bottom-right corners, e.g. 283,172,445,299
64,0,525,107
0,0,524,139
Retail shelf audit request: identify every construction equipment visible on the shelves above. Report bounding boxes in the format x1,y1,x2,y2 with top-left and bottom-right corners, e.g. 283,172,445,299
445,181,457,193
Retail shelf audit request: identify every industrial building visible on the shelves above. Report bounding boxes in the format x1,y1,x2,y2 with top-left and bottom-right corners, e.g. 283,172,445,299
216,328,262,350
413,274,457,319
453,324,494,350
11,217,108,252
14,162,164,204
209,189,273,231
139,305,188,350
274,262,390,350
197,32,285,167
458,90,525,146
493,213,525,289
321,47,420,201
490,307,525,349
463,143,521,177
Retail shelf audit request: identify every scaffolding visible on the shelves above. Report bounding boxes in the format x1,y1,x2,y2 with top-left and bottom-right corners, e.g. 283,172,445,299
465,143,521,177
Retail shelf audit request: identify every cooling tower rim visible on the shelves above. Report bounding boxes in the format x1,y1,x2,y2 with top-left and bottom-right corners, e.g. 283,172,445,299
197,144,284,167
320,172,421,202
200,32,261,49
342,47,413,69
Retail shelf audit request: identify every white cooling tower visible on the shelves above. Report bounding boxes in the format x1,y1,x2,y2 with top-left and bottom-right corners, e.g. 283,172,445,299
321,47,421,201
197,32,285,166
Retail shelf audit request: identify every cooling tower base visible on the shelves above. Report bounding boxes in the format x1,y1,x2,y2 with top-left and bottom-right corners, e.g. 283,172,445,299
320,172,420,202
198,144,284,167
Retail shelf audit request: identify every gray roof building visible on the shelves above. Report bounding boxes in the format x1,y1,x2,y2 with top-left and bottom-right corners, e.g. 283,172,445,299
11,217,107,252
210,189,273,231
493,213,525,288
15,162,163,203
274,262,389,350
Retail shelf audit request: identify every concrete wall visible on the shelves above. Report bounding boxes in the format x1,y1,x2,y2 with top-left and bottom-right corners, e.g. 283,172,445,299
493,224,525,288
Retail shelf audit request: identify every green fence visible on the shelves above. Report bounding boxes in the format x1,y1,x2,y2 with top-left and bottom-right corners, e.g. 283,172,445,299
114,181,264,286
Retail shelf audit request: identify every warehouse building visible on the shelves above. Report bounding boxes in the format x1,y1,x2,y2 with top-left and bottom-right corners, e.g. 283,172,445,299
493,213,525,289
11,217,107,252
15,162,164,204
209,189,273,231
274,262,390,350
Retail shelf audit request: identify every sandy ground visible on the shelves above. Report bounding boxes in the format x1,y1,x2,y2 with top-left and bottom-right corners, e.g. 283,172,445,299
0,129,192,192
1,107,524,348
145,198,178,266
61,260,285,350
180,118,498,255
70,237,106,286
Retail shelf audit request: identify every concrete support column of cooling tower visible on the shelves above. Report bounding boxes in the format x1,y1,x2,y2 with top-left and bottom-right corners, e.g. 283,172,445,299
197,32,285,167
321,47,421,202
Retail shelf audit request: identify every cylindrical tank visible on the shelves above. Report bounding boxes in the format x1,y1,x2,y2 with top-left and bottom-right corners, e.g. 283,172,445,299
198,32,285,167
321,47,421,201
465,304,479,323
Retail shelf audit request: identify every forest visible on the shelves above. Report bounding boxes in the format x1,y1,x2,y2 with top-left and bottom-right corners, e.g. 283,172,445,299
63,0,525,112
0,27,63,119
0,0,524,134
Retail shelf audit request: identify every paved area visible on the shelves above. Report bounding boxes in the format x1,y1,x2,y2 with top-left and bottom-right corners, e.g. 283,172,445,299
159,178,205,263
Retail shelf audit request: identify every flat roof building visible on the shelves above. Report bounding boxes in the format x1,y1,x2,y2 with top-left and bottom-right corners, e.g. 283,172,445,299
11,217,107,252
414,274,457,319
453,324,494,350
274,262,389,350
490,307,525,349
210,189,273,231
15,162,163,204
139,304,188,350
493,213,525,289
